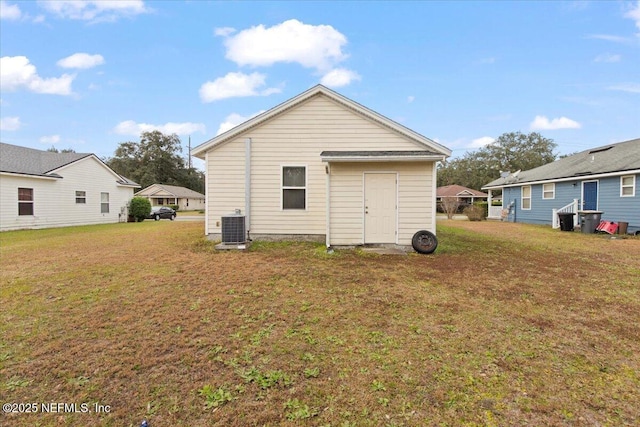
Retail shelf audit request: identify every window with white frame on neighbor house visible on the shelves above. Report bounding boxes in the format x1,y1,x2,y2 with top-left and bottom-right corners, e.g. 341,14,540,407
18,188,34,215
101,192,109,213
521,185,531,210
76,190,86,204
621,175,635,197
282,166,306,210
542,183,555,199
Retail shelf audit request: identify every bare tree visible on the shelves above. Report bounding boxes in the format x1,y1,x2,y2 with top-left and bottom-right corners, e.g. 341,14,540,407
441,197,460,219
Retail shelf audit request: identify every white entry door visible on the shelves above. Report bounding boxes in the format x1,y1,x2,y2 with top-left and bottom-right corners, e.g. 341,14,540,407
364,173,397,243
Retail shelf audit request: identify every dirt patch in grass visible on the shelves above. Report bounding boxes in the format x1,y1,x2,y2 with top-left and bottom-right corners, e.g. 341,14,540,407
1,221,639,426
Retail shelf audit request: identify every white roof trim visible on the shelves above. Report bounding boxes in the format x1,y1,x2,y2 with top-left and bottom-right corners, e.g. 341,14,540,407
482,169,640,190
321,154,445,162
0,171,60,180
191,85,451,158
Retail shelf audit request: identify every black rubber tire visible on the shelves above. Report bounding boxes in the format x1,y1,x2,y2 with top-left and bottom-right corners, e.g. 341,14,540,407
170,215,176,221
154,215,160,221
412,230,438,254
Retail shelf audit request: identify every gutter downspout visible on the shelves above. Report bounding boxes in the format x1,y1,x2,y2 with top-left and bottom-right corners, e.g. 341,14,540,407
204,151,209,236
431,158,443,234
325,163,331,248
245,138,251,237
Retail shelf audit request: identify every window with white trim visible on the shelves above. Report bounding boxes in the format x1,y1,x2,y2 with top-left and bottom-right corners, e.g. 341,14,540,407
621,175,635,197
101,192,110,213
542,183,555,199
282,166,306,210
75,190,86,204
18,188,34,216
521,185,531,210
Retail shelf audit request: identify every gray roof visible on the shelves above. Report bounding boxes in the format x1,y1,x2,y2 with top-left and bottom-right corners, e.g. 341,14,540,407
0,142,139,186
136,184,204,199
483,138,640,189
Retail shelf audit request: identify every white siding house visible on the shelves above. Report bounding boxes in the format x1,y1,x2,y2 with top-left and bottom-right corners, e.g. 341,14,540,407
191,85,451,248
0,143,139,231
135,184,205,211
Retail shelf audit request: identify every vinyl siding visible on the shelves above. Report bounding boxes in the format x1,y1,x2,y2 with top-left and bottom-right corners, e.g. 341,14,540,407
205,94,431,239
329,162,434,245
598,174,639,232
0,157,135,231
503,174,639,233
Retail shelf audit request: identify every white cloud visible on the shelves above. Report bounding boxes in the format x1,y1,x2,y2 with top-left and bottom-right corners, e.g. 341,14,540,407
407,96,415,103
199,71,280,103
0,116,21,131
214,26,235,37
468,136,495,148
222,19,348,71
0,1,21,20
320,68,360,87
216,111,264,135
587,34,630,43
607,82,640,93
40,135,61,144
57,53,105,69
113,120,206,136
0,56,75,95
624,1,640,33
39,0,150,22
593,53,621,63
529,115,581,130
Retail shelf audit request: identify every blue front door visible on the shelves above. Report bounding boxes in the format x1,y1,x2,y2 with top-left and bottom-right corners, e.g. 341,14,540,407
582,181,598,210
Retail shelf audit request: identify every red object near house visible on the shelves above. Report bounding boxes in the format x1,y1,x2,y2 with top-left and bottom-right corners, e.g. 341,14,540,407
596,220,618,235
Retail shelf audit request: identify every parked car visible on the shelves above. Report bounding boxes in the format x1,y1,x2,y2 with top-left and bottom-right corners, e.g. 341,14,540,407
147,206,176,221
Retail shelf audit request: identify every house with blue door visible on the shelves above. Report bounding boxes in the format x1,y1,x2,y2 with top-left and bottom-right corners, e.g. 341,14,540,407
482,138,640,234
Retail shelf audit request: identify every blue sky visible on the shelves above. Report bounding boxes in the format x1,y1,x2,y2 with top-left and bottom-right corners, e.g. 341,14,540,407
1,0,639,169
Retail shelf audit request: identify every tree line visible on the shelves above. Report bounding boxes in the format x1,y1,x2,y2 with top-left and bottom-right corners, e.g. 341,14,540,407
48,131,205,193
106,131,204,194
437,131,558,191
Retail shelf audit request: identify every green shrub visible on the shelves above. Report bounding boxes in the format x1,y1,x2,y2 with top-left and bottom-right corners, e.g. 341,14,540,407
463,204,485,221
474,201,489,218
129,197,151,222
169,204,179,211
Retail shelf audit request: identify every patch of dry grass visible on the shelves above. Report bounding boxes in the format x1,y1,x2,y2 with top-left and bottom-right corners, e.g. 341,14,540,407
1,221,638,426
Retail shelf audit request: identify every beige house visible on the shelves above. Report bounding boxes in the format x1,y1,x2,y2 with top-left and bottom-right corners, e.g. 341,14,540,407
135,184,205,211
191,85,451,248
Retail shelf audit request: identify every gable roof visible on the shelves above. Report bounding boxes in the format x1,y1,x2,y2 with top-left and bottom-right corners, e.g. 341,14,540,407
191,85,451,159
483,138,640,189
437,185,488,198
135,184,204,199
0,142,139,187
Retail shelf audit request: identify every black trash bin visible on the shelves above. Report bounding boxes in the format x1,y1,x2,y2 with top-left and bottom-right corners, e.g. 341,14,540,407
578,211,603,234
557,212,574,231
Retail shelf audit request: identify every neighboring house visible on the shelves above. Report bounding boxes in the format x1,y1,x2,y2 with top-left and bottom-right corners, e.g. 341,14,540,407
482,138,640,233
135,184,205,211
191,85,451,248
0,142,140,231
437,185,488,211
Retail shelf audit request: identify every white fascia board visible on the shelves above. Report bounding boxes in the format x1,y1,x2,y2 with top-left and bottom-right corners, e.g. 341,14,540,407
321,155,446,163
0,171,60,180
482,169,640,190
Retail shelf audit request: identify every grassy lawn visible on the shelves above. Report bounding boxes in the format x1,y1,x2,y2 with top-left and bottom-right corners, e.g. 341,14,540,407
1,221,638,426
